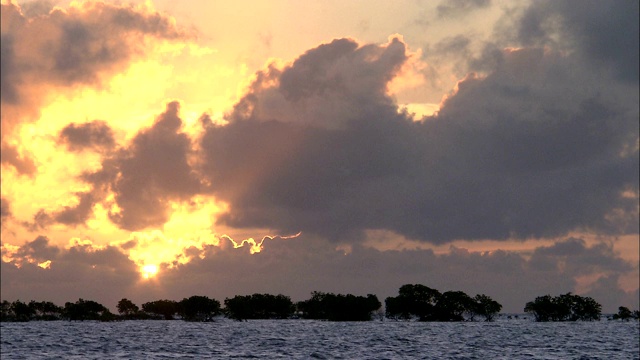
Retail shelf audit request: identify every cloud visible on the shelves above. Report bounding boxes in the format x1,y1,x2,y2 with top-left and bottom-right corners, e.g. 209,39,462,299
21,209,54,232
0,0,187,173
75,101,202,230
59,121,116,152
198,36,638,243
53,192,98,226
0,197,10,221
0,143,37,176
516,0,639,84
21,102,200,231
1,236,139,307
2,234,635,313
529,238,632,274
116,236,640,313
437,0,491,18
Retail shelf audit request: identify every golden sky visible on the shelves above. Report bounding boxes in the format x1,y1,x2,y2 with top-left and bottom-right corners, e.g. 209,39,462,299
1,0,638,313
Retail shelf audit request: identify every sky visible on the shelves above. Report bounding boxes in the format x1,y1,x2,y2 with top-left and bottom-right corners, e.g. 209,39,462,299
1,0,638,314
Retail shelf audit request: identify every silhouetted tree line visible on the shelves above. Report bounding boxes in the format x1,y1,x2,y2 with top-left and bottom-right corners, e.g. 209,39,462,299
384,284,502,321
1,299,115,322
2,285,638,323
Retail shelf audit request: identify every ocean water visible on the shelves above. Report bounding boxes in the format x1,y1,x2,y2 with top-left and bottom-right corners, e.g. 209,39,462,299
1,318,638,359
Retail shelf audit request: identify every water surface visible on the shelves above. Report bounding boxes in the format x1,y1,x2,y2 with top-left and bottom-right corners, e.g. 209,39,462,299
2,318,638,359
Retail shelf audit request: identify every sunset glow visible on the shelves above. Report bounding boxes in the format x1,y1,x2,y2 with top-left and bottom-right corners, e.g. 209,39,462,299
1,0,637,314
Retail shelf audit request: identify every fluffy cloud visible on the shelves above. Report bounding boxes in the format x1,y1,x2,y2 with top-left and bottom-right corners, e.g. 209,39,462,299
437,0,491,18
0,1,186,174
59,121,116,152
517,0,639,84
78,101,202,230
1,236,139,306
199,36,638,243
1,197,11,221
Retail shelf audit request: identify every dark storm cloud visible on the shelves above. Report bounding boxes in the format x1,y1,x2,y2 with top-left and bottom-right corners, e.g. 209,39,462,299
436,0,491,18
199,36,638,243
517,0,639,83
0,1,186,173
69,101,202,231
59,121,116,152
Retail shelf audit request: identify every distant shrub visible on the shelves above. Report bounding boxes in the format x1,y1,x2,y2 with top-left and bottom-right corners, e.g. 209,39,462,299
297,292,381,321
63,299,112,321
224,293,294,321
612,306,637,321
524,293,601,321
142,299,180,320
385,284,502,322
179,295,221,321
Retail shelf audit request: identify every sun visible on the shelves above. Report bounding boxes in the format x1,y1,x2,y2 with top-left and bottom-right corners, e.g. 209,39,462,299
141,264,159,279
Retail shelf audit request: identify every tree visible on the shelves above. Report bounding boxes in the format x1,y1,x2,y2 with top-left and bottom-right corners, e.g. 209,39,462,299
433,291,475,321
386,284,503,322
524,295,556,322
179,295,221,321
567,294,600,321
29,301,63,320
224,293,294,321
385,284,441,321
63,299,111,321
612,306,633,321
142,300,179,320
11,300,35,322
117,298,140,318
1,300,12,321
473,294,502,322
297,292,381,321
524,293,601,321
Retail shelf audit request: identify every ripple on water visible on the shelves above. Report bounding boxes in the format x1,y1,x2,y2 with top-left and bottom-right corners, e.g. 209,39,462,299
1,319,639,359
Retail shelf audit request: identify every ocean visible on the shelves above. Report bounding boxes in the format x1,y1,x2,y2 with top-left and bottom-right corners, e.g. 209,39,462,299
1,317,638,359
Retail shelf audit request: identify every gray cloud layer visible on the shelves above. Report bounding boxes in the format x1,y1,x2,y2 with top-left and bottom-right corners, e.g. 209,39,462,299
1,235,637,313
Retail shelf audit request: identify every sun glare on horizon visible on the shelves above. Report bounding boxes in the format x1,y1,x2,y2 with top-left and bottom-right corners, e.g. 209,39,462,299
141,264,159,279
